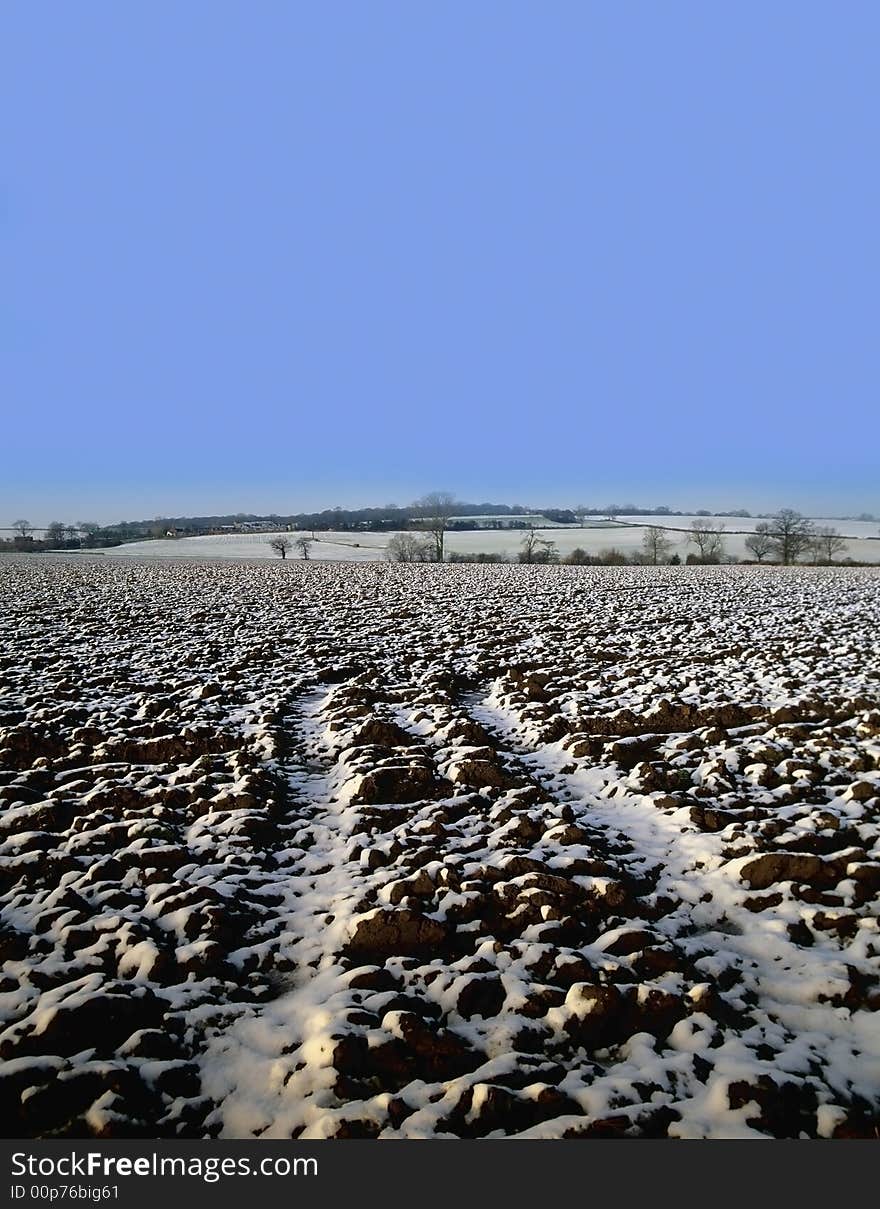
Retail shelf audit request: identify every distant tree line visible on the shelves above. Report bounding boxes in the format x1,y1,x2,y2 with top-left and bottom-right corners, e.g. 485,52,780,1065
637,510,852,566
84,501,559,541
0,520,126,553
387,509,863,567
5,499,875,564
13,497,840,548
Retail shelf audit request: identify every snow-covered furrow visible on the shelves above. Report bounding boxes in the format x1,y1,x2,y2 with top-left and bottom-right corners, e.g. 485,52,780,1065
467,689,880,1137
199,687,389,1138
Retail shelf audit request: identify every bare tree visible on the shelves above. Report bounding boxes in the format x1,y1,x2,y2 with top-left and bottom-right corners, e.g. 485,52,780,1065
64,524,80,545
295,535,315,560
518,527,558,564
45,521,67,547
744,522,774,563
810,526,847,565
386,532,434,563
768,509,815,565
413,491,457,562
641,527,673,565
268,536,293,560
12,519,33,538
534,539,559,564
688,519,726,563
77,521,101,545
519,527,541,564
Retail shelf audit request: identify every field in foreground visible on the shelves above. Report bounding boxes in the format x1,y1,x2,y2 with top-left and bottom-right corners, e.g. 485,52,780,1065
0,559,879,1139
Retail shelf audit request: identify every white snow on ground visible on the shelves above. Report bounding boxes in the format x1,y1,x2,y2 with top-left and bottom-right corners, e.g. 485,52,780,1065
1,560,878,1139
467,691,880,1138
615,515,880,540
73,526,880,564
198,688,381,1138
84,531,388,562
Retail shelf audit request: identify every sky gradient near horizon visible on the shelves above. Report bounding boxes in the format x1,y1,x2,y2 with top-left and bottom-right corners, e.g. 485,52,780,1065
2,3,878,526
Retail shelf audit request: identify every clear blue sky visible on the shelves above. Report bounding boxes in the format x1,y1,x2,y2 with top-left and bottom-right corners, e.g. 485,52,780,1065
2,2,878,525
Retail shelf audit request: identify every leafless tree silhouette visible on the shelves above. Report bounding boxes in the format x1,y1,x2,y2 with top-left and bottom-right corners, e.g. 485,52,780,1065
386,533,434,563
641,527,673,565
810,526,847,564
688,519,726,563
413,492,457,562
768,509,815,565
744,522,774,562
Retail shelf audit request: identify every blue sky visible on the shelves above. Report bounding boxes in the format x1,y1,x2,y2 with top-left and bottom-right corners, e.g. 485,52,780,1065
2,2,878,525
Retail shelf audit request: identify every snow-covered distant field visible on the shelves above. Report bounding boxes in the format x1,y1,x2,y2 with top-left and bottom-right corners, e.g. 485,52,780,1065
89,531,387,561
616,515,880,540
90,523,880,563
1,559,879,1139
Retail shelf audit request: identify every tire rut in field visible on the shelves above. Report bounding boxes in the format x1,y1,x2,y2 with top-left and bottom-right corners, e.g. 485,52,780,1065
202,672,739,1138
